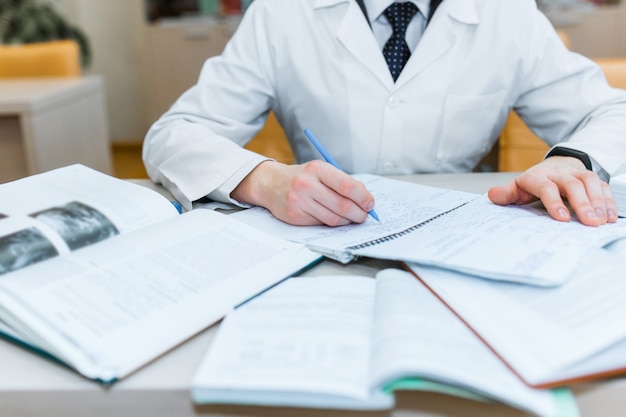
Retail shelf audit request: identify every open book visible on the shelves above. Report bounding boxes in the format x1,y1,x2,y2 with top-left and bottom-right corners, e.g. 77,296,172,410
0,164,320,384
407,235,626,388
233,174,626,286
191,270,577,417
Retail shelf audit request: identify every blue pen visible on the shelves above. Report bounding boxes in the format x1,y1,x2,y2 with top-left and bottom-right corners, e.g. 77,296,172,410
304,128,380,222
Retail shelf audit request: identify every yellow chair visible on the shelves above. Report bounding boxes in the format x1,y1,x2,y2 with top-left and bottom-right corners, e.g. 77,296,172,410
0,39,113,182
0,40,81,78
497,31,570,172
244,111,294,164
498,58,626,172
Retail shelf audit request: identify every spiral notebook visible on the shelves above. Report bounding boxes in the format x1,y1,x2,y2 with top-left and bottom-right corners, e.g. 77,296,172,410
232,175,626,286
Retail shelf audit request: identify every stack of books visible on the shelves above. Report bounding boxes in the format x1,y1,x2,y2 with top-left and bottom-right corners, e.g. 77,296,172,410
5,165,626,417
191,174,626,417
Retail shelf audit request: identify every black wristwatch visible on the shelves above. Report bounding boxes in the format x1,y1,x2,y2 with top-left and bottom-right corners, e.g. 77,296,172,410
545,147,593,171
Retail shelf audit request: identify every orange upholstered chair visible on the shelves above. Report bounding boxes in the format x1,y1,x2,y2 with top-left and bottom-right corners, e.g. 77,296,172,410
595,58,626,91
244,111,294,164
0,40,81,78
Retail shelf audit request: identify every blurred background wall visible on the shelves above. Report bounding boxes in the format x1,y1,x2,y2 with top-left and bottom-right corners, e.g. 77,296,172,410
44,0,146,143
35,0,626,144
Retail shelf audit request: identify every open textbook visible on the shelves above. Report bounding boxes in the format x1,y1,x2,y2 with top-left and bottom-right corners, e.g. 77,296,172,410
407,236,626,388
0,164,320,384
192,270,577,417
233,174,626,286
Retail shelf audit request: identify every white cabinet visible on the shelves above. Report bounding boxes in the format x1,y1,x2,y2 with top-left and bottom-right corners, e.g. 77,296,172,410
0,76,112,183
141,16,241,127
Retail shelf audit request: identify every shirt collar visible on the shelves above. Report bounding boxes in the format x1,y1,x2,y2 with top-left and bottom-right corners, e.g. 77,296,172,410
364,0,430,23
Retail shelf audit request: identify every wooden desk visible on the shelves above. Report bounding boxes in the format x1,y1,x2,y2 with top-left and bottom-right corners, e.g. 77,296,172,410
0,76,112,183
0,172,622,417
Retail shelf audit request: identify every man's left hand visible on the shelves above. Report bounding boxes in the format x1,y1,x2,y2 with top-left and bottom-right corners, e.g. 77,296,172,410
488,156,617,226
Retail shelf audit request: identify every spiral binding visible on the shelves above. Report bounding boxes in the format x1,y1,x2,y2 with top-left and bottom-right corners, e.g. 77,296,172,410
346,201,471,251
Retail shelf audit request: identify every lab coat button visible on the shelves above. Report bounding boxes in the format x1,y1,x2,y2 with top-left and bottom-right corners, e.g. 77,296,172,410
388,96,399,107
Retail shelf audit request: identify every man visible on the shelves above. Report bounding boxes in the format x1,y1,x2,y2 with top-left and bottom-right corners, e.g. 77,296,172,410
143,0,626,227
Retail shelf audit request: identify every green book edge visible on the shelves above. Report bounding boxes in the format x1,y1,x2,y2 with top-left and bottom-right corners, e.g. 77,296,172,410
383,378,580,417
0,331,118,386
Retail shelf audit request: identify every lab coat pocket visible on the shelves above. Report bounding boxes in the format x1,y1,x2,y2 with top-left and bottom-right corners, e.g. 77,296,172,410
438,90,507,169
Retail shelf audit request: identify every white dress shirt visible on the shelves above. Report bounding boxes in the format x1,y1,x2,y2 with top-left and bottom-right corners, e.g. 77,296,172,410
365,0,430,52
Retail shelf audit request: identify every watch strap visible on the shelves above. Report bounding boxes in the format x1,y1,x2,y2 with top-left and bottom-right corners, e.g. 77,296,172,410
545,147,593,171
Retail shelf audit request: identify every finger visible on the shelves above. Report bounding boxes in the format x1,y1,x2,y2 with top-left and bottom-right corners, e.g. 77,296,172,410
277,178,348,226
529,178,574,223
313,163,375,222
488,176,541,206
488,182,527,206
283,162,367,225
304,198,355,227
279,188,355,226
602,182,619,223
556,173,601,226
311,184,370,225
506,170,573,222
281,194,352,226
575,171,609,225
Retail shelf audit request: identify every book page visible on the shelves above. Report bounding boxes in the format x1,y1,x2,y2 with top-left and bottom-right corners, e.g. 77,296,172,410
356,195,626,286
369,269,565,417
409,241,626,387
0,210,320,382
0,165,179,276
232,175,477,262
192,271,569,416
191,275,385,408
0,319,23,341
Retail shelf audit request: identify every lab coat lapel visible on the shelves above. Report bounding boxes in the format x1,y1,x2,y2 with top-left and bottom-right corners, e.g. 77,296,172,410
320,0,393,90
396,0,479,88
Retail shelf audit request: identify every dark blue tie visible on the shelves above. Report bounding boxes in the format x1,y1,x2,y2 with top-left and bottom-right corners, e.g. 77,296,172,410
383,2,418,82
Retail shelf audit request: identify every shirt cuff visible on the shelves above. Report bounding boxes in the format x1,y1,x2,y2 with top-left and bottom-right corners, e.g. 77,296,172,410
590,154,611,183
206,157,272,207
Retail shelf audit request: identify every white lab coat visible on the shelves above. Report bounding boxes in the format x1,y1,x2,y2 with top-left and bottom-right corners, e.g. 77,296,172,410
143,0,626,209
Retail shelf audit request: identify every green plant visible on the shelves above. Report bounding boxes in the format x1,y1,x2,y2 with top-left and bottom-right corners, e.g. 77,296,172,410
0,0,91,67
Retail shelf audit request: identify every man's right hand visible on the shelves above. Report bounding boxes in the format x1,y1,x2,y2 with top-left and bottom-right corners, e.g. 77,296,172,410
231,160,376,226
